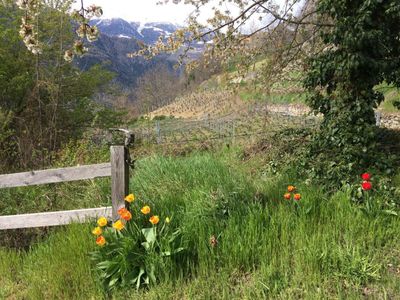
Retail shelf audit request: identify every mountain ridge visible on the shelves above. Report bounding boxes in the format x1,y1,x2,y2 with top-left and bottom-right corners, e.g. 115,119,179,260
75,18,182,87
89,18,182,45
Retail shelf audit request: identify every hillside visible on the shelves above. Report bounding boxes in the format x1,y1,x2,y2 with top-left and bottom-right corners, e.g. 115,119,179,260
147,64,400,128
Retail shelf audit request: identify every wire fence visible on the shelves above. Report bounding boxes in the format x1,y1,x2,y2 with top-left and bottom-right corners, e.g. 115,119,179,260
87,103,323,148
130,105,386,147
130,109,319,147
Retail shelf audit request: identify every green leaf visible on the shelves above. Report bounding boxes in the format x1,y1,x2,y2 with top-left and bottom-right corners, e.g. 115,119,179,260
382,210,398,216
136,267,145,290
141,241,150,251
142,227,157,244
108,276,119,288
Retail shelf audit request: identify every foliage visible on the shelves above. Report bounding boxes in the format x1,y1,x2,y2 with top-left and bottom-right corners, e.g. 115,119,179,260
303,0,400,184
90,199,185,292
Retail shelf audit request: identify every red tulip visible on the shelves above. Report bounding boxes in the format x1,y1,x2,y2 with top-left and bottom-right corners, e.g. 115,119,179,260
361,173,371,181
362,181,372,191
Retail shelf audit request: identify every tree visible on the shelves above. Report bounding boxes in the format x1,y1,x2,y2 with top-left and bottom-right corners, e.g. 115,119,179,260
16,0,102,59
303,0,400,180
137,0,326,85
132,64,183,114
0,0,117,171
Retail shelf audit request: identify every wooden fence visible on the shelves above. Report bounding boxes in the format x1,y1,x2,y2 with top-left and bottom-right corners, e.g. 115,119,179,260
0,146,130,230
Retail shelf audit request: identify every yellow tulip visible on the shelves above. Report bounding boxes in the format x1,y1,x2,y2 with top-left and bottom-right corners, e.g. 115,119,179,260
92,226,102,236
113,220,125,231
165,217,170,224
141,205,151,215
124,193,135,203
97,217,108,227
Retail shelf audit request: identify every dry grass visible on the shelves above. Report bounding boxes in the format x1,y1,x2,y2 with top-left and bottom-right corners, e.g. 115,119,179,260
148,90,244,119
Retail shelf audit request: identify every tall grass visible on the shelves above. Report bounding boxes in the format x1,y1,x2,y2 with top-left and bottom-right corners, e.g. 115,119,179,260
0,149,399,299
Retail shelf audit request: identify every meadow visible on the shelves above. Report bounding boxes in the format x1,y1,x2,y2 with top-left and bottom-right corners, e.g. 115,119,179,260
1,147,399,299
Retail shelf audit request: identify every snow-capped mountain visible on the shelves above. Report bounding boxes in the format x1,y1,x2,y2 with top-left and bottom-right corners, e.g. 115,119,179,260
90,18,181,45
78,18,205,87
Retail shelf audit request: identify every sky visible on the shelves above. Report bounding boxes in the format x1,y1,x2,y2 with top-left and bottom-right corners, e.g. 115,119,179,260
73,0,211,24
73,0,287,25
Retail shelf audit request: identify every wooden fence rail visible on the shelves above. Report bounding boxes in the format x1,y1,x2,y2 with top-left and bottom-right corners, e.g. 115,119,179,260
0,163,111,189
0,145,130,230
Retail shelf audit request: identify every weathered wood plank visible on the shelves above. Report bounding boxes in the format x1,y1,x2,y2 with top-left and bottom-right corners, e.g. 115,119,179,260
0,163,111,189
0,207,112,230
110,146,129,220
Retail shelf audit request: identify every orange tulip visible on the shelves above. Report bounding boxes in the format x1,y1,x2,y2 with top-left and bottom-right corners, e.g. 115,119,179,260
294,193,301,201
121,211,132,221
284,193,291,200
149,215,160,225
287,185,296,192
118,207,128,216
96,236,106,246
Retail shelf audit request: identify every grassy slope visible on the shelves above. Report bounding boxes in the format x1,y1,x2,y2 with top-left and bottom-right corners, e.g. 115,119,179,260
218,61,400,110
148,58,400,119
376,84,400,113
0,149,399,299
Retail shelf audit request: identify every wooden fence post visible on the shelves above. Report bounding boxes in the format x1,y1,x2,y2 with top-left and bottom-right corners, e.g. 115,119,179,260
110,146,129,221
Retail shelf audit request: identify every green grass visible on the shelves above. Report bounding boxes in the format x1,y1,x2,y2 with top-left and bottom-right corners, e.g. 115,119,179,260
236,77,399,110
376,84,400,113
0,149,399,299
239,90,306,104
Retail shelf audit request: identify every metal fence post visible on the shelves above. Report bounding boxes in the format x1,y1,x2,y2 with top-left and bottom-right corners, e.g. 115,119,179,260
232,122,236,145
375,111,382,127
156,121,161,144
